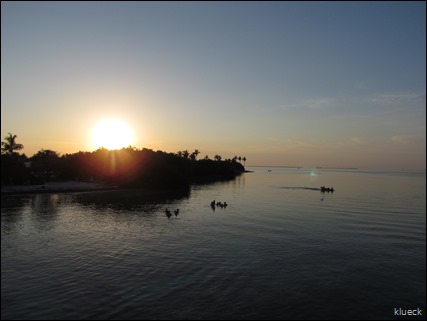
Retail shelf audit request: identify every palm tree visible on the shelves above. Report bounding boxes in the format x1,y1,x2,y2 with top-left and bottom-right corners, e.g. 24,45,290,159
214,154,222,161
1,133,24,155
242,157,246,166
189,149,200,161
182,150,190,159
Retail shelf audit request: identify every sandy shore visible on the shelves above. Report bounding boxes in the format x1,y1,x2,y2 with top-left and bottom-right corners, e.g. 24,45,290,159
1,181,119,195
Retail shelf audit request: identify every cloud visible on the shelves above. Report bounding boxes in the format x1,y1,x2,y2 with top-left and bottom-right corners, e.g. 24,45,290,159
369,92,426,106
350,137,369,145
279,97,335,111
389,134,426,145
390,135,409,144
304,98,335,110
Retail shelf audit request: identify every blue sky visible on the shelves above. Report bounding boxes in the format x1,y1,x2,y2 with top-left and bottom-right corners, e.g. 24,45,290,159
1,2,425,169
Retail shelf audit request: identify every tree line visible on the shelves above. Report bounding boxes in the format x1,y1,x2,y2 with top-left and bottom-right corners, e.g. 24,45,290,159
1,133,246,188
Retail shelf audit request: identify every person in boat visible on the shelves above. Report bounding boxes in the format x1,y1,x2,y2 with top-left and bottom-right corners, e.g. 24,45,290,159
320,186,335,192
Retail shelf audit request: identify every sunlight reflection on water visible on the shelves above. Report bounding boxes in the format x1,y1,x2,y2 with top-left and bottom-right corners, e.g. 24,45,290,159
1,168,426,319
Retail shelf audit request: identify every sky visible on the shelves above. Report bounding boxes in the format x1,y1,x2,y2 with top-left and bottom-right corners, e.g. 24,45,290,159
1,1,426,170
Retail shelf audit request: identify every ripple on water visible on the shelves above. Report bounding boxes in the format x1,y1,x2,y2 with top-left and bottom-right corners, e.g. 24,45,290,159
1,170,426,319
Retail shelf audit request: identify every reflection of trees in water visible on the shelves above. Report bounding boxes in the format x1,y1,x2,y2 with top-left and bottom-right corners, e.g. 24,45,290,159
192,173,244,187
2,194,62,233
192,173,246,192
1,196,30,231
31,194,60,217
29,194,61,231
71,188,191,213
230,173,245,189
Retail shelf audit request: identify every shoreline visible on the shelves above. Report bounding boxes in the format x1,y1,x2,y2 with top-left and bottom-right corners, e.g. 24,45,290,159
1,171,249,196
1,181,120,196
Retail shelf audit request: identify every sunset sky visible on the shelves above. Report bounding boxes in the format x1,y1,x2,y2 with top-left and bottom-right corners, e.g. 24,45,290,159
1,2,425,170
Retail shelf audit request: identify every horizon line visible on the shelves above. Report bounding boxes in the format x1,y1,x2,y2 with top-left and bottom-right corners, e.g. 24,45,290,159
246,165,426,172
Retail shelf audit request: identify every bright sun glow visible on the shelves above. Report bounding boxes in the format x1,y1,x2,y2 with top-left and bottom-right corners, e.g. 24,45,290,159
92,119,133,150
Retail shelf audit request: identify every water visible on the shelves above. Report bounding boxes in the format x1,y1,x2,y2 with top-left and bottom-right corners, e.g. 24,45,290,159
1,167,426,320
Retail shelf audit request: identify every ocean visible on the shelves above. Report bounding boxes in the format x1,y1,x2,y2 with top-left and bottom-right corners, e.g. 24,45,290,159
1,167,426,320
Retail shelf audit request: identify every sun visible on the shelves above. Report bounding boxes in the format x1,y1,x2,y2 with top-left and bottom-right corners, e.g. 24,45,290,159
92,119,133,150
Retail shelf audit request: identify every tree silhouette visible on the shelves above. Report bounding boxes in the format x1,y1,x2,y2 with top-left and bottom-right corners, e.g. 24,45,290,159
242,157,246,166
1,133,28,185
189,149,200,161
30,149,61,181
185,150,190,159
1,133,24,155
214,154,222,161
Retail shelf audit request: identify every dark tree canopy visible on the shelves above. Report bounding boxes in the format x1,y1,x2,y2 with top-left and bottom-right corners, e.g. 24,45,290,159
1,140,245,188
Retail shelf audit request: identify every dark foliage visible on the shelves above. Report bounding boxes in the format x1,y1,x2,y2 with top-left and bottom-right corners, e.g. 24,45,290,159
2,144,245,188
1,153,31,185
47,147,244,188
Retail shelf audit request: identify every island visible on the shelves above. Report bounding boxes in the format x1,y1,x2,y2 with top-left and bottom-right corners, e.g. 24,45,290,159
1,147,246,195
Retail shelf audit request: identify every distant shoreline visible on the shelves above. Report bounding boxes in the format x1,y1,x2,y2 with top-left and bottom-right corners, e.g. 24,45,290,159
248,166,359,170
247,166,426,172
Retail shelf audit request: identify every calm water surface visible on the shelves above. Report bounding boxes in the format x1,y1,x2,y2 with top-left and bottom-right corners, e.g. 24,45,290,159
1,168,426,320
